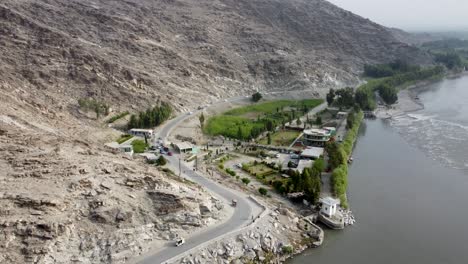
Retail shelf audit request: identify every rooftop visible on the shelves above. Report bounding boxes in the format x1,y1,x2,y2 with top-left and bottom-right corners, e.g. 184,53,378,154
175,142,192,150
303,128,331,136
320,197,340,206
301,147,324,158
129,128,154,133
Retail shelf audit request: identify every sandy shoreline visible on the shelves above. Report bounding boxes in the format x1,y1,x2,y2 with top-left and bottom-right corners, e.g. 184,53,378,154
375,71,468,119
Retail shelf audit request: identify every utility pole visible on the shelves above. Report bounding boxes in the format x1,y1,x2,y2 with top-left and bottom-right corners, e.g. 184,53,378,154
179,158,181,177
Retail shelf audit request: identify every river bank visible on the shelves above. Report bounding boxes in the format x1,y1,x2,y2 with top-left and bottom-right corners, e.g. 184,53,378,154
290,74,468,264
375,70,468,119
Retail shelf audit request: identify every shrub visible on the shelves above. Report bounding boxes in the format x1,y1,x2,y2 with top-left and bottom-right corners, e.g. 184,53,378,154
258,187,268,196
225,168,236,176
252,92,263,102
156,156,167,166
282,245,294,254
241,178,251,185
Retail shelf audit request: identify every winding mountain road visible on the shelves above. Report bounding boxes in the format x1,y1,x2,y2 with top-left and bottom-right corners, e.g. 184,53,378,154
134,96,256,264
133,93,326,263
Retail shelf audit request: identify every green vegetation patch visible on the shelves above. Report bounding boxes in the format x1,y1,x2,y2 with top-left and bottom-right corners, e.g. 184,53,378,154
258,130,301,146
328,111,364,208
131,139,148,153
117,134,133,144
243,163,276,178
205,99,323,140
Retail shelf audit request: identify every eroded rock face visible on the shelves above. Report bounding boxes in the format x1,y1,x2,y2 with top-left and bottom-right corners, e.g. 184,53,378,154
147,191,185,215
0,121,223,263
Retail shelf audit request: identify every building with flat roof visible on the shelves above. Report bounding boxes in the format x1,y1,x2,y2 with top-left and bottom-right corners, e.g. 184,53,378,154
301,147,324,160
302,128,332,147
129,129,154,138
320,197,340,217
173,142,193,153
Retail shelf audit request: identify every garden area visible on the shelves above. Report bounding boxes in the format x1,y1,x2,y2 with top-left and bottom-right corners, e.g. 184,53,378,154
204,99,323,141
258,130,301,146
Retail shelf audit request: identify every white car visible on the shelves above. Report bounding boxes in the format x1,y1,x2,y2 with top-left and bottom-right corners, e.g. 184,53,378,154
175,238,185,247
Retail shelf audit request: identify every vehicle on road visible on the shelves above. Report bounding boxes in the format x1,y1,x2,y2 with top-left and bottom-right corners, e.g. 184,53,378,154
235,163,242,169
231,199,237,207
175,238,185,247
168,151,173,156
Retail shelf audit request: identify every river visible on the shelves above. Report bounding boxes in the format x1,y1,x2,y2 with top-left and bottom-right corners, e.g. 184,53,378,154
290,75,468,264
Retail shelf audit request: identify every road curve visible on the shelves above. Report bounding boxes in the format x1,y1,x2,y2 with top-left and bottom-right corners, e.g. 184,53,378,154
134,96,254,264
133,93,324,263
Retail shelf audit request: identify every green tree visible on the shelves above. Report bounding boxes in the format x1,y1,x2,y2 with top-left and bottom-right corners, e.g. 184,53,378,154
199,112,205,129
156,156,167,166
335,87,355,108
378,83,398,105
241,178,251,185
252,92,263,102
326,88,336,105
296,118,302,126
237,126,243,140
267,132,272,145
258,187,268,196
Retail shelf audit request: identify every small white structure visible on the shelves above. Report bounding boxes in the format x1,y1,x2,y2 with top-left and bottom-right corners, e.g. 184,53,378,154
320,197,340,217
337,112,348,119
173,142,193,153
105,142,134,156
129,129,154,138
300,147,324,160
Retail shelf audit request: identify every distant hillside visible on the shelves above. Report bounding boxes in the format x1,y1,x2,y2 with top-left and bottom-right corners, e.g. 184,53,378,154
0,0,431,112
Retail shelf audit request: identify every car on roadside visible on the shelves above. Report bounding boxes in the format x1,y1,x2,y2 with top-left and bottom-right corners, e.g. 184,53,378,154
175,238,185,247
168,151,173,156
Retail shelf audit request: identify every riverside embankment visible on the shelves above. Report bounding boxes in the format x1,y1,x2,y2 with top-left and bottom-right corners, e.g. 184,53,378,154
290,75,468,264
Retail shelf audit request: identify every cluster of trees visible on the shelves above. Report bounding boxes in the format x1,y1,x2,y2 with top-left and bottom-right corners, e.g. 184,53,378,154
127,102,172,129
364,60,421,78
234,106,312,141
377,83,398,105
326,111,364,208
272,158,325,204
78,98,110,119
435,52,464,70
355,65,445,110
252,92,263,102
326,88,354,108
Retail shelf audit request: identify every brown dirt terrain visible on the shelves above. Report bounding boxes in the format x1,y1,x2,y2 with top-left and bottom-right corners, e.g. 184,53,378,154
0,0,433,262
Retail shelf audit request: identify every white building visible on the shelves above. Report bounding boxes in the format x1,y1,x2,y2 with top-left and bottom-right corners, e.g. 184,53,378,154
302,128,332,147
105,142,133,156
320,197,340,217
129,129,154,138
173,142,193,153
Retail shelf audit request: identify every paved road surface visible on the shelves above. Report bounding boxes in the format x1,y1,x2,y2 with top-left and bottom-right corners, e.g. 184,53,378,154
134,96,254,264
134,93,323,263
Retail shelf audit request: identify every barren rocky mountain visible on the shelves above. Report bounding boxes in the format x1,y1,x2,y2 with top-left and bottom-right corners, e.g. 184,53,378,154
0,0,432,263
1,0,431,111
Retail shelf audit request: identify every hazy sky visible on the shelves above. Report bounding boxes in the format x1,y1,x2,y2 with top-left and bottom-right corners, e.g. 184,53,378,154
328,0,468,31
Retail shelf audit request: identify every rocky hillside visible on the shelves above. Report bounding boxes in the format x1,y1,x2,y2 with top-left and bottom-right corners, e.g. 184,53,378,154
0,0,430,112
0,0,432,263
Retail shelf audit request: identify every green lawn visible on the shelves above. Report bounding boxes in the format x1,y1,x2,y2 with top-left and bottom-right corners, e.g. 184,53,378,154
259,130,301,146
131,139,148,153
205,99,323,140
